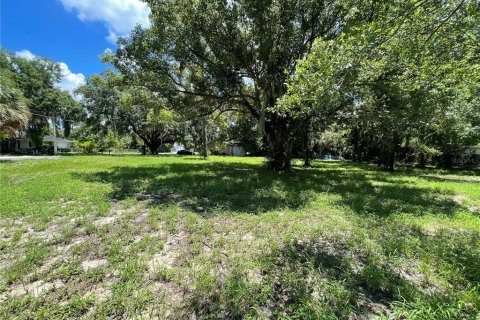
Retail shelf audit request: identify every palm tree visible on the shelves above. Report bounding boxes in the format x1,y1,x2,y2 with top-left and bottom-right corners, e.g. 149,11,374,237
0,81,30,137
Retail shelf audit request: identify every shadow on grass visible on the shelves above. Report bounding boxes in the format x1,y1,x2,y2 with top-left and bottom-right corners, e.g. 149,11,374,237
260,232,479,318
418,175,480,184
188,229,480,319
73,160,460,216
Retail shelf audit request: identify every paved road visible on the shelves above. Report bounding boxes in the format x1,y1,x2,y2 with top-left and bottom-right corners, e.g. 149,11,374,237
0,155,61,161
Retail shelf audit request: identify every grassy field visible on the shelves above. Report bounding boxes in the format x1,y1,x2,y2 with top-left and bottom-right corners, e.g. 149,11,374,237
0,155,479,319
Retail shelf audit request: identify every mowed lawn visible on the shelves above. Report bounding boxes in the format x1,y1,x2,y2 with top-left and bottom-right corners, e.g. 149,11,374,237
0,156,479,319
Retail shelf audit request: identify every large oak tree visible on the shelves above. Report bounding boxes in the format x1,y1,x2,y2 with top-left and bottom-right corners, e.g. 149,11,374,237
112,0,370,170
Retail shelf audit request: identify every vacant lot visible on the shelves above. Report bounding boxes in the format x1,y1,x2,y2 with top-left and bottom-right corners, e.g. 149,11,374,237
0,156,479,319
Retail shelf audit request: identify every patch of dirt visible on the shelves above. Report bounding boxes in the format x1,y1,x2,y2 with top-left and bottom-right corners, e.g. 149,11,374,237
57,237,86,253
356,299,391,319
0,253,15,271
82,259,108,271
399,268,424,286
92,202,133,227
144,280,189,319
20,224,64,243
242,233,254,242
83,286,113,302
421,225,438,236
5,280,65,298
133,209,150,224
453,194,468,205
147,231,188,274
93,216,117,227
469,206,479,214
421,174,480,183
136,191,183,203
246,268,263,284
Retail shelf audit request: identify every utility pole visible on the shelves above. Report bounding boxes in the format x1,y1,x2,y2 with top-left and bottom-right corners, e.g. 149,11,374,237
52,114,58,155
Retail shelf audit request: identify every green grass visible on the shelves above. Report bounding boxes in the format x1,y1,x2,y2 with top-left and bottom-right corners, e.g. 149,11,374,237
0,155,479,319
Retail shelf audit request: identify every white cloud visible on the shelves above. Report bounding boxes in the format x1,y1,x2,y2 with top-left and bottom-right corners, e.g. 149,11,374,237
56,62,86,95
14,50,86,95
15,49,36,61
59,0,151,43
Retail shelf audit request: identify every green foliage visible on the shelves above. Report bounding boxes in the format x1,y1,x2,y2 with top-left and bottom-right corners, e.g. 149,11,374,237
157,143,172,153
113,0,376,169
70,123,100,145
79,140,97,154
0,48,81,149
27,117,49,151
102,131,122,153
316,125,350,158
75,70,125,135
0,80,30,139
228,113,262,155
9,52,62,111
120,86,180,154
279,0,480,169
0,50,31,138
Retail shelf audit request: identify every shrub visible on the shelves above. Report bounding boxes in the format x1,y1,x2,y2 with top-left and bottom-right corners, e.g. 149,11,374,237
102,131,122,154
79,140,97,154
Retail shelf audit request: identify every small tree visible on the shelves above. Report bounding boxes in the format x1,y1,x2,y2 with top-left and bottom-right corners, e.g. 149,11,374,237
79,140,97,154
102,131,122,154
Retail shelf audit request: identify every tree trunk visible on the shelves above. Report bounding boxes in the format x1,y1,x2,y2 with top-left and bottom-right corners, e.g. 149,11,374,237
264,114,293,171
351,125,361,162
64,120,71,138
418,153,426,168
387,148,395,171
383,140,396,171
146,141,160,155
131,125,161,155
303,116,312,168
202,118,208,159
442,153,454,168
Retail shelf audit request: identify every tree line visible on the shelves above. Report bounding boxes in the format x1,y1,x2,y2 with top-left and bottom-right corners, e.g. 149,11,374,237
0,50,81,153
109,0,478,170
1,0,478,170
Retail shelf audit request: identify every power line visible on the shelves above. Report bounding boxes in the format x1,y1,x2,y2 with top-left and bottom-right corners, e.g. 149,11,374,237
29,112,76,122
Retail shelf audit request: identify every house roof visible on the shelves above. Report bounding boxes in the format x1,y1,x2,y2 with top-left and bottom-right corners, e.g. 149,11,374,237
16,135,73,143
227,141,243,146
43,135,73,143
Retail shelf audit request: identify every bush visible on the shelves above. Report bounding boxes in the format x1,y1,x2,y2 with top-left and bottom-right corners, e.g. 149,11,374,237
41,144,54,155
102,131,122,154
79,140,97,154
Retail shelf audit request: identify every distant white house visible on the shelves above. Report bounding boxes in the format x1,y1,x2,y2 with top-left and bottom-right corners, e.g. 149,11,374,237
15,134,73,151
224,143,245,156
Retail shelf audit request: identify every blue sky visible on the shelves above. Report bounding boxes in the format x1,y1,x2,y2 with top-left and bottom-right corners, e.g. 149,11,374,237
1,0,150,93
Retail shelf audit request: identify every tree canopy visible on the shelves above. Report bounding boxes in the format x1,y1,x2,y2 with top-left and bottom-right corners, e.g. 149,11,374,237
112,0,379,169
6,1,477,168
0,49,82,148
278,0,480,169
